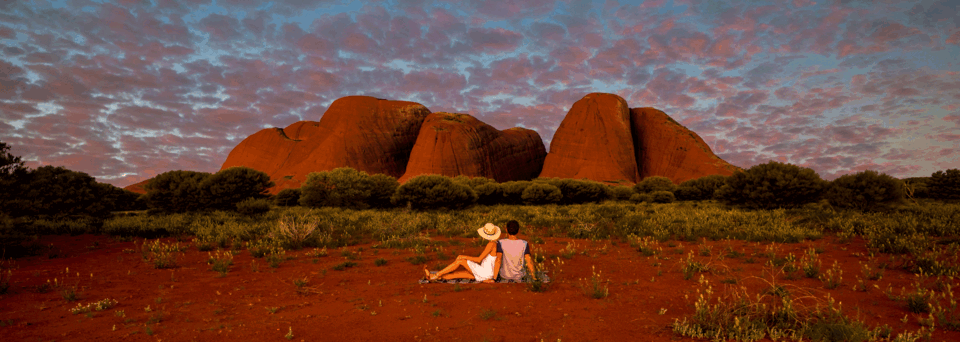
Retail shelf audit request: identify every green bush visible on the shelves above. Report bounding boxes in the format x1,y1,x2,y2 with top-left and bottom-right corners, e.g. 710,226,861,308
651,191,675,203
201,167,274,211
143,170,212,213
928,169,960,200
236,198,271,216
630,193,652,203
300,168,397,209
607,186,635,201
541,178,607,204
716,161,826,209
451,175,496,189
367,173,399,208
5,166,118,218
675,175,726,201
501,181,533,204
274,188,301,206
521,183,562,205
635,176,676,194
475,183,503,205
392,175,477,210
824,170,903,211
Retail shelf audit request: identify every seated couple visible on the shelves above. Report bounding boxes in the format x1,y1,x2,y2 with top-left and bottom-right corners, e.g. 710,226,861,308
424,220,535,283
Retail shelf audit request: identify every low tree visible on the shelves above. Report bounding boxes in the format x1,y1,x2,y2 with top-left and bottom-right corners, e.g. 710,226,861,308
11,166,112,217
635,176,676,194
546,178,608,204
716,161,825,209
607,185,635,201
650,190,675,203
300,167,397,209
521,183,562,205
143,170,212,213
928,169,960,200
274,188,302,206
824,170,903,211
392,175,476,210
475,182,503,205
501,181,533,205
201,167,274,211
675,175,727,201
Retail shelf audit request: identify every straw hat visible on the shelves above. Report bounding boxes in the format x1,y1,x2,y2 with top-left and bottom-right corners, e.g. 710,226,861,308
477,223,501,241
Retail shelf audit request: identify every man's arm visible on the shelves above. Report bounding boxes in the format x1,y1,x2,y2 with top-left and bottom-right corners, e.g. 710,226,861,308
524,254,536,276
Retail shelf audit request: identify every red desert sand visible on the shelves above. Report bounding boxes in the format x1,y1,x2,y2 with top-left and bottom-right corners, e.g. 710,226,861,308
2,233,957,341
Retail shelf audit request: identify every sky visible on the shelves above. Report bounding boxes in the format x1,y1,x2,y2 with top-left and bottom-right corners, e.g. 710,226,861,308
1,0,958,188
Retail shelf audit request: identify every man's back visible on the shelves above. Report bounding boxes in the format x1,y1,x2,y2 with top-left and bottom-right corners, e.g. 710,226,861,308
497,239,529,281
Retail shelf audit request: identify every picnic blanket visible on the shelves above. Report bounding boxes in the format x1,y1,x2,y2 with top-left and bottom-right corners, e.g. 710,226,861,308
419,271,551,284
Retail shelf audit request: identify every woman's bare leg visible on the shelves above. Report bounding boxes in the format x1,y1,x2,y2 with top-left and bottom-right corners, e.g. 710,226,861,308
435,259,471,278
440,270,474,280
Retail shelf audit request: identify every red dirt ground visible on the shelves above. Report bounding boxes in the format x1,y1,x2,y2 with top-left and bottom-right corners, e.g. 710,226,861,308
1,234,958,341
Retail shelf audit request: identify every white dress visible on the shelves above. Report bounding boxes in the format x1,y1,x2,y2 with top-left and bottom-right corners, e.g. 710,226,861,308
466,255,497,281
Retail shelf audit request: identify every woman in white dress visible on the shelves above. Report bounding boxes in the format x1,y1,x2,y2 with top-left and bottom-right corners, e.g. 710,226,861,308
425,223,501,283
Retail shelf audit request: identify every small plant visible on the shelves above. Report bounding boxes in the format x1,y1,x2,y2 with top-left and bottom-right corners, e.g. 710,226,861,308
698,244,712,257
305,247,328,258
333,261,357,271
560,242,578,260
266,307,280,314
819,260,843,289
479,308,498,321
141,239,182,269
60,286,79,302
207,250,234,276
193,237,215,252
374,258,387,266
69,298,118,314
0,259,12,295
276,214,319,250
293,277,309,294
800,248,821,278
524,261,551,293
681,252,709,280
581,266,609,299
861,261,884,281
266,248,287,268
285,326,294,340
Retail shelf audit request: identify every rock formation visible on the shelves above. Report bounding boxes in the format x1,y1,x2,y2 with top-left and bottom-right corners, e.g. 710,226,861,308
124,179,150,194
539,93,641,183
220,96,431,193
399,112,546,183
630,107,739,183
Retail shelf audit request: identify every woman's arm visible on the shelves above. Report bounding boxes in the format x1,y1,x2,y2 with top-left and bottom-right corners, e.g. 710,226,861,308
468,241,496,263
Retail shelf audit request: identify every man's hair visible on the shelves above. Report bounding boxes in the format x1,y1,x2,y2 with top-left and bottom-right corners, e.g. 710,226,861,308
506,220,520,235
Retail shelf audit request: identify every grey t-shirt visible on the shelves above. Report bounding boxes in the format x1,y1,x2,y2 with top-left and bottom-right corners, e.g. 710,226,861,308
496,239,529,281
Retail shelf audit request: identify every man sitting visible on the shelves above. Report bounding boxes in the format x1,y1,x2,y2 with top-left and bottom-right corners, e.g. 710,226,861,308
493,220,536,282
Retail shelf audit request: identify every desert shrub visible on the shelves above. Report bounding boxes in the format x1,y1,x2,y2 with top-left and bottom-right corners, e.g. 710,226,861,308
392,175,477,210
367,173,399,208
716,161,826,209
630,193,652,203
200,167,274,211
474,183,503,205
607,186,635,201
274,188,301,206
651,191,675,203
675,175,727,201
521,183,562,205
4,165,120,218
451,175,496,189
236,198,271,216
501,181,533,204
541,178,608,204
928,169,960,200
300,167,397,209
143,170,212,213
635,176,676,194
902,177,929,199
823,170,903,211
